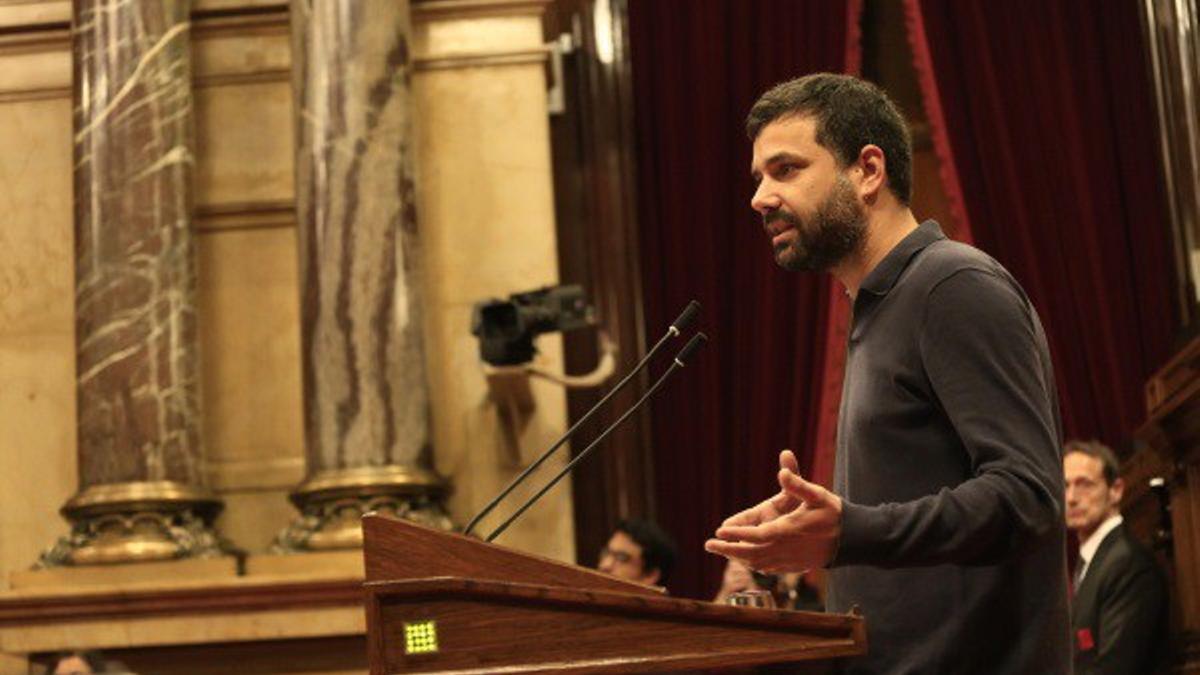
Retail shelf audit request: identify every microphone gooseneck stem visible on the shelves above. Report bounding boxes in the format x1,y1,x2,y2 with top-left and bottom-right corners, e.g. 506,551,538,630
485,360,683,543
462,302,699,536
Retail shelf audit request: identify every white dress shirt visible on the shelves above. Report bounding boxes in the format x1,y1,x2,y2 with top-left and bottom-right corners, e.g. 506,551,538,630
1076,513,1123,586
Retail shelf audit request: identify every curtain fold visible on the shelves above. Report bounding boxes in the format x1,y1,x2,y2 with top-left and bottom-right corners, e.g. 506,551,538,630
907,0,1177,445
629,0,861,599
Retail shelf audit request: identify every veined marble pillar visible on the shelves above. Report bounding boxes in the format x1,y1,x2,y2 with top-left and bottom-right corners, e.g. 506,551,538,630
277,0,449,551
40,0,223,566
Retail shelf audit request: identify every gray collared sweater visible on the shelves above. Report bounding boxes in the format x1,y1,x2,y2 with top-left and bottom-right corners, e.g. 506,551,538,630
827,220,1071,674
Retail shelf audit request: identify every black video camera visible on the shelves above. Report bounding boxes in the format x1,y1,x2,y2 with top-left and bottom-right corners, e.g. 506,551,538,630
470,284,594,366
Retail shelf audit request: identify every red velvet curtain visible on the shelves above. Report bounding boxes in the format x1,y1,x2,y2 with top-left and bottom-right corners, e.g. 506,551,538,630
907,0,1178,448
629,0,862,599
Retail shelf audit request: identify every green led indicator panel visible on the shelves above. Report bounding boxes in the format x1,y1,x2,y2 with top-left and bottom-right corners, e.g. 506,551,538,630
404,620,439,655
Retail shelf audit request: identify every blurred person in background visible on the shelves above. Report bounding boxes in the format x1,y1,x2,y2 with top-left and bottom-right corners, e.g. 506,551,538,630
1065,439,1168,674
596,518,677,589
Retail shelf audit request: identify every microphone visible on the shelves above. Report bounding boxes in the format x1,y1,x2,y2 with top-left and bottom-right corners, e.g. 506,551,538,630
486,332,708,542
462,301,702,537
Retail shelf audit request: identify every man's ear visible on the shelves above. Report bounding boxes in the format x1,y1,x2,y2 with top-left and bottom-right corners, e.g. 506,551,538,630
856,144,887,203
1110,477,1126,505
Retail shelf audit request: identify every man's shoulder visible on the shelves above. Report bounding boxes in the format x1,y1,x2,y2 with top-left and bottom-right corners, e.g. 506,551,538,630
903,239,1025,305
1096,526,1163,578
913,238,1005,280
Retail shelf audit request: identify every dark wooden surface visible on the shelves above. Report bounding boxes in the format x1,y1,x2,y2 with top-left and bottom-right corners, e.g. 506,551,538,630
362,515,864,674
361,514,660,595
1133,336,1200,672
369,578,863,674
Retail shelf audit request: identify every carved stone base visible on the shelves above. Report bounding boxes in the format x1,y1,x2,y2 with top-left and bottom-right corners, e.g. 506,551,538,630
273,466,451,553
38,481,226,567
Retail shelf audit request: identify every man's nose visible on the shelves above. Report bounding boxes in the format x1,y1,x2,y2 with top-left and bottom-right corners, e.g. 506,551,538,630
750,180,780,215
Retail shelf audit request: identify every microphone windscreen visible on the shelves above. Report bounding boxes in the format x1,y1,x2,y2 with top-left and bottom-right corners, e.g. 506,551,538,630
675,332,708,365
671,300,701,332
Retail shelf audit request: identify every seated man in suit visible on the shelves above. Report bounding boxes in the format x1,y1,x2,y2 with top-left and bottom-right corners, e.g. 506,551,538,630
1065,439,1169,674
596,518,676,589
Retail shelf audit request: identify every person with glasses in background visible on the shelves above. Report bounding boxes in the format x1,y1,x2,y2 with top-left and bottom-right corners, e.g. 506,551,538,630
596,518,677,590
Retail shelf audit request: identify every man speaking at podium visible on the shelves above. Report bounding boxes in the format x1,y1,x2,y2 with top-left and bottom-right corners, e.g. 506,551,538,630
705,74,1070,674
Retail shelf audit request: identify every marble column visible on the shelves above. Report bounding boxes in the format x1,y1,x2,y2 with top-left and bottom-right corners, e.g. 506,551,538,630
276,0,449,551
39,0,223,566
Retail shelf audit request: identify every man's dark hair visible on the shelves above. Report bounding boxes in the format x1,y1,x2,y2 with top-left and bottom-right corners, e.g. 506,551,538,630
48,650,107,673
746,73,913,205
1065,439,1121,485
615,518,677,583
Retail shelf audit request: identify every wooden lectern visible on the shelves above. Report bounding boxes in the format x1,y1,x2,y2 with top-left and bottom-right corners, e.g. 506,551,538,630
361,513,865,674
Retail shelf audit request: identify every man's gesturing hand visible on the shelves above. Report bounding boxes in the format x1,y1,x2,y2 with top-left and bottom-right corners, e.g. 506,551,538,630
704,449,843,573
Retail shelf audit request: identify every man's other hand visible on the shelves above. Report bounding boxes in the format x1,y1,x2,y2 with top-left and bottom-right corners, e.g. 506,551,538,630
704,450,843,573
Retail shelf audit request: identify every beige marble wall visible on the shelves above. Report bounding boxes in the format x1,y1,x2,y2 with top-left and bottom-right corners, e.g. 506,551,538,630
0,2,572,668
189,14,309,553
0,0,572,588
412,3,575,559
0,79,79,592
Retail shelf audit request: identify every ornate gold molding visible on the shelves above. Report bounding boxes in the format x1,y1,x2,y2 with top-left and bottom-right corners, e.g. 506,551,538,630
292,465,446,500
61,481,220,517
274,466,451,552
39,481,227,567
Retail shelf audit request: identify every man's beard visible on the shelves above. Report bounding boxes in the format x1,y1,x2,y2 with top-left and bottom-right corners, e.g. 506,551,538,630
767,175,866,272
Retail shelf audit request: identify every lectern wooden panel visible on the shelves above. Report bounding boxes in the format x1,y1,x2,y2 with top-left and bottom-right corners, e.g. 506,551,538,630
362,513,657,595
361,514,866,674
